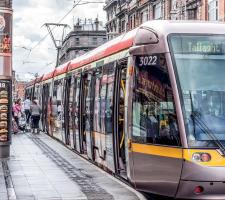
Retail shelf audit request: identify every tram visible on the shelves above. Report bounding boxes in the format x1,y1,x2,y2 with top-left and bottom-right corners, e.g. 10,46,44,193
25,20,225,199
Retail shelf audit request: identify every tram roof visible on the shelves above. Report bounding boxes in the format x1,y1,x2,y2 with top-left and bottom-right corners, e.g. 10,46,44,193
54,61,70,77
140,20,225,36
68,27,137,71
35,75,44,84
29,20,225,84
42,70,55,81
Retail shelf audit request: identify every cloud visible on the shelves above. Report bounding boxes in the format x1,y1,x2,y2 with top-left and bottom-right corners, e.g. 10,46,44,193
13,0,106,81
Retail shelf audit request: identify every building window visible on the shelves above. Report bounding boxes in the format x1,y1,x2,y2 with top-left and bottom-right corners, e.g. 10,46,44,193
153,2,162,19
92,37,97,45
75,38,79,45
208,0,218,21
170,0,177,11
130,16,133,29
187,8,197,20
141,9,149,23
121,20,126,33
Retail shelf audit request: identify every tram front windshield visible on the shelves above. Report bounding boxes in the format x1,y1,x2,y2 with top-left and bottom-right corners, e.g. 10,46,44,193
169,35,225,148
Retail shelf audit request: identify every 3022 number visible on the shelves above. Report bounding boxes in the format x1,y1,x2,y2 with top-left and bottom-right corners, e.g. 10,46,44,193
139,56,157,66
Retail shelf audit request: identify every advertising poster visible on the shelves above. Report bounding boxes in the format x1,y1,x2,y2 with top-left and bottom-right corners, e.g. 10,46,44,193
0,9,12,76
0,80,10,142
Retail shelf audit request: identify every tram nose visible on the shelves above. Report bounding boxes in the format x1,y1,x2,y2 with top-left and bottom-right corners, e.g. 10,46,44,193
176,180,225,199
176,150,225,199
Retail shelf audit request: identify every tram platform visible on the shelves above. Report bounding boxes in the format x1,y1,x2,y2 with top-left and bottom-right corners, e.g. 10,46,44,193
0,132,147,200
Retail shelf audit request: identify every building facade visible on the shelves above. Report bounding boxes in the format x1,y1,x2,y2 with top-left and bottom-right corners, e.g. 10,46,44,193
104,0,225,40
59,18,107,65
14,81,27,101
0,0,12,8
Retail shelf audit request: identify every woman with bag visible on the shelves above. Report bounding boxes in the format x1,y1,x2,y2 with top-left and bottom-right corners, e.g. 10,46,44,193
13,99,22,127
30,100,42,133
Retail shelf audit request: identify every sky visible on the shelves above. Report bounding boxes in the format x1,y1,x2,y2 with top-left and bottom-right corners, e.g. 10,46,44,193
13,0,106,81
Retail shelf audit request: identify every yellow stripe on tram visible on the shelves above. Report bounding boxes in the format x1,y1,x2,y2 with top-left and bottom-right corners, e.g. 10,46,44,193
132,143,183,159
131,143,225,166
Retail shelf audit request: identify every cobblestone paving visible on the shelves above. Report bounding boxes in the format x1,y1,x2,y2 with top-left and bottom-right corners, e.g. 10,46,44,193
0,132,145,200
29,134,114,200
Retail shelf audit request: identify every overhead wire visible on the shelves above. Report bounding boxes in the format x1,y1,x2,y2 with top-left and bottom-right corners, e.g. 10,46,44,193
16,0,104,80
27,0,83,56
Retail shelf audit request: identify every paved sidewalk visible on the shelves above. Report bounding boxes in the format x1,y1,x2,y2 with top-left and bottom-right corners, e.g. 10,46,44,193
0,160,7,200
0,132,146,200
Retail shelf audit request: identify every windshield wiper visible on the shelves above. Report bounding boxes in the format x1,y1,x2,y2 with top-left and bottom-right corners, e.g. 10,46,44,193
191,112,225,155
189,92,225,155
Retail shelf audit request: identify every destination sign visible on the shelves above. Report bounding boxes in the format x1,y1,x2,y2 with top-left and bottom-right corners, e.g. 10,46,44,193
170,35,225,55
188,42,223,54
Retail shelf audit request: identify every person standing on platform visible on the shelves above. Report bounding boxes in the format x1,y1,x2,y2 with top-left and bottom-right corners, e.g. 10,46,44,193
24,96,31,124
13,99,22,127
30,100,42,133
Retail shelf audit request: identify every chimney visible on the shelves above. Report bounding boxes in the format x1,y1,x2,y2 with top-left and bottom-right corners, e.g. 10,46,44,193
94,17,99,31
74,18,82,31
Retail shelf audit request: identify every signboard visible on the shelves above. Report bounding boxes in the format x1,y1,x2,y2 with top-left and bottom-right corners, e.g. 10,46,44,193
0,10,12,55
0,9,12,76
0,80,10,142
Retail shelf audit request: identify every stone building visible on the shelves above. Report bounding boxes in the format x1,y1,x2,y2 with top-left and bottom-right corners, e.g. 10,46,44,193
59,18,107,65
0,0,12,8
104,0,225,40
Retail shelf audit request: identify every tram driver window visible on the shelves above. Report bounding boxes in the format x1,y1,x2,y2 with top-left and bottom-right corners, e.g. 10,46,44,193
132,54,180,146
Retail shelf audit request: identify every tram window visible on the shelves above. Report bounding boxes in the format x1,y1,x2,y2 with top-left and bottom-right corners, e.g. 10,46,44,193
93,69,102,132
74,76,81,129
132,54,180,146
84,72,93,131
105,63,115,134
100,68,108,134
93,63,115,134
52,79,64,132
69,78,74,107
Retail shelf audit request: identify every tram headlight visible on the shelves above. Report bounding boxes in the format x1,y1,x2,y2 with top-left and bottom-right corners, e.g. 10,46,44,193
192,153,211,162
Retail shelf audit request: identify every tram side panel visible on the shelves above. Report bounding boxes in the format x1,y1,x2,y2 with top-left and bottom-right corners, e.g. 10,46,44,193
125,52,183,197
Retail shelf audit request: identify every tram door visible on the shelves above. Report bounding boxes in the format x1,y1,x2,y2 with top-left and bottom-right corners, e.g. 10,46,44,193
81,71,95,159
64,76,71,146
42,84,50,133
67,75,76,149
73,74,82,153
115,59,128,178
83,71,95,160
